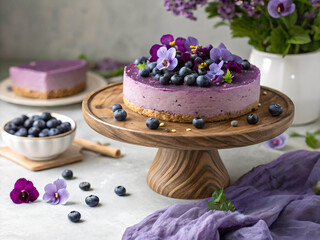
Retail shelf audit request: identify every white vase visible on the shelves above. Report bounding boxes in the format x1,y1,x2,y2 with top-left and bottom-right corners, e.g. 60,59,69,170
249,48,320,125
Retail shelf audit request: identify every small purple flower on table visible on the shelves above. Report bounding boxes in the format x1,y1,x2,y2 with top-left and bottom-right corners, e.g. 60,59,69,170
206,61,224,80
185,36,202,53
156,47,178,71
43,179,69,205
267,0,296,19
10,178,39,204
264,132,288,149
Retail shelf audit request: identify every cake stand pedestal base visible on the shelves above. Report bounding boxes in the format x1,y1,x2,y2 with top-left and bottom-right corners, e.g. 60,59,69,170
147,148,229,199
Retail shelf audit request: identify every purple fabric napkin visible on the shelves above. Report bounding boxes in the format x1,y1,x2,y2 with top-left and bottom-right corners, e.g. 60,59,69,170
122,150,320,240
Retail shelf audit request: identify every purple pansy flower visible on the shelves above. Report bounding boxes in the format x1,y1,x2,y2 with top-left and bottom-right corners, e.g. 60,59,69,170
161,34,186,52
156,47,178,71
225,61,243,72
310,0,320,9
210,43,234,62
185,36,202,53
264,132,288,149
10,178,39,204
179,52,191,62
267,0,296,19
149,44,162,62
43,179,69,205
205,61,224,80
197,44,213,59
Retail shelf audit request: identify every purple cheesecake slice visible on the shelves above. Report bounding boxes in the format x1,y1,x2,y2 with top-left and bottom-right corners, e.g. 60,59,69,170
123,63,260,122
10,59,87,99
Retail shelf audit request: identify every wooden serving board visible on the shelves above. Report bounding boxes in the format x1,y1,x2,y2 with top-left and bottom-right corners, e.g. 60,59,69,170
82,82,294,199
0,144,82,171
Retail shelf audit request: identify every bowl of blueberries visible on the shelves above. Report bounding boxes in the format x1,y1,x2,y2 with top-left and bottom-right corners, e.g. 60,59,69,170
2,112,76,160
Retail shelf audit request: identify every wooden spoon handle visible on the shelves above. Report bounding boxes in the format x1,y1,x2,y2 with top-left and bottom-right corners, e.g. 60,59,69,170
74,137,121,158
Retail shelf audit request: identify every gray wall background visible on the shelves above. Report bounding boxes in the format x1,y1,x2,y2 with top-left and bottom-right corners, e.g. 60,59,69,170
0,0,251,62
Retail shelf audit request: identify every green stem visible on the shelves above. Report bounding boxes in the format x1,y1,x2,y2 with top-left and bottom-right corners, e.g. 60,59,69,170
294,44,300,54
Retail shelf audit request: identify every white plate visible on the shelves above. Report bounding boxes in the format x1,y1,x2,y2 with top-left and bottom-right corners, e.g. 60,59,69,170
0,71,107,107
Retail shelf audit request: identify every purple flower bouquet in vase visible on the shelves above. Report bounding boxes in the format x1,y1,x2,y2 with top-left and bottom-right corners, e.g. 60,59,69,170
163,0,320,124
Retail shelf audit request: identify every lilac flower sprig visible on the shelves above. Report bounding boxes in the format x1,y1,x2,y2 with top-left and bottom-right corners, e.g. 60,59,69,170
43,179,69,205
264,132,288,149
163,0,208,20
10,178,39,204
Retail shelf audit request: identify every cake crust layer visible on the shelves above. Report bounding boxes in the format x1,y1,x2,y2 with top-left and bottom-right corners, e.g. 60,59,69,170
124,97,259,122
12,82,86,99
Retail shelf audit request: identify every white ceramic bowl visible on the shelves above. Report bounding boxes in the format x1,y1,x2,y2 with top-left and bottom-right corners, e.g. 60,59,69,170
1,113,76,161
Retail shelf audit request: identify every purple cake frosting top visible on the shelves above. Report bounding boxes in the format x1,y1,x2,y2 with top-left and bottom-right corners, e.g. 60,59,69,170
13,59,87,74
126,63,260,92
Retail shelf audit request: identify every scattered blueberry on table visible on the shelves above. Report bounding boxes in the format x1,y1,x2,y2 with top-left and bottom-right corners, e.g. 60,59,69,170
192,118,205,129
247,113,259,124
4,112,72,137
85,195,99,207
269,104,283,116
79,182,91,191
146,118,160,130
114,186,126,196
68,211,81,223
113,109,127,121
62,169,73,180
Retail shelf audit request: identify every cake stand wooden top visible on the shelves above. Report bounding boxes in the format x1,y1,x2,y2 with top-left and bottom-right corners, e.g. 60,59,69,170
82,82,294,150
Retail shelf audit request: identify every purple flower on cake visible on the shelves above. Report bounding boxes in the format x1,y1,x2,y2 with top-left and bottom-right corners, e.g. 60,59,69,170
43,179,69,205
185,36,202,54
210,43,234,62
149,44,162,62
205,61,224,80
264,132,288,149
160,34,186,52
225,61,243,72
10,178,39,204
156,47,178,71
267,0,295,19
149,35,186,62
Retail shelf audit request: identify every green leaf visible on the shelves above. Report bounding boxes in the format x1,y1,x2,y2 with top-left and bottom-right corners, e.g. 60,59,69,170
314,12,320,26
270,26,290,54
207,188,236,212
314,180,320,195
281,12,298,27
301,40,320,52
314,129,320,135
312,26,320,41
214,21,229,28
287,26,311,44
205,2,219,19
78,54,88,60
136,62,146,69
306,132,318,149
290,131,305,137
222,69,234,84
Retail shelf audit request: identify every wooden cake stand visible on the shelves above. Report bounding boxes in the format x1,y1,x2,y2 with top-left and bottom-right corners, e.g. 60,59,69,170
82,82,294,199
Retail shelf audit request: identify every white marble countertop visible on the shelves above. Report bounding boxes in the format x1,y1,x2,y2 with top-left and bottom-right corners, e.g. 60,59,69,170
0,68,319,239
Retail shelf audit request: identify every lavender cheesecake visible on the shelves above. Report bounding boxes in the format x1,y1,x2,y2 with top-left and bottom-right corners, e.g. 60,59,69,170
10,59,87,99
123,35,260,122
